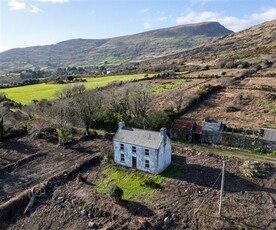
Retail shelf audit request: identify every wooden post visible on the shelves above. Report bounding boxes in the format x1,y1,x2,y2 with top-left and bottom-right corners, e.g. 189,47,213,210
219,161,225,217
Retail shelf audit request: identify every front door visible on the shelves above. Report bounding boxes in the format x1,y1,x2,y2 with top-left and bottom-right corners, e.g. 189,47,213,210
132,156,137,168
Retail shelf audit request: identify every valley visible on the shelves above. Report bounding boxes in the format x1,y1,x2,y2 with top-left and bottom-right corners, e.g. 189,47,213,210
0,19,275,230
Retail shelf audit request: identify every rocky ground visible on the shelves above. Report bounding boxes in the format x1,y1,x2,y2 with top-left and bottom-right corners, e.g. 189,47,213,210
0,136,275,230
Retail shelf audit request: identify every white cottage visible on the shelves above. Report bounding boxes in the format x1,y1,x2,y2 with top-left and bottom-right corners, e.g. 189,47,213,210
113,121,171,174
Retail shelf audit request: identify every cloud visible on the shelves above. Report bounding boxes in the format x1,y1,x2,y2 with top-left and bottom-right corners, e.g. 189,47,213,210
176,8,276,32
144,22,152,29
154,16,168,22
251,7,276,21
29,4,42,13
38,0,69,3
8,0,26,11
139,9,149,14
90,10,95,14
176,10,220,24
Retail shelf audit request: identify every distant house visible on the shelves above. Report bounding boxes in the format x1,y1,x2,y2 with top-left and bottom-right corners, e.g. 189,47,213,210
170,118,202,141
260,128,276,151
201,118,225,144
113,121,171,174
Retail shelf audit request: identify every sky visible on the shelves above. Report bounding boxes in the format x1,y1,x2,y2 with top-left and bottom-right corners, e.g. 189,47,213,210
0,0,276,52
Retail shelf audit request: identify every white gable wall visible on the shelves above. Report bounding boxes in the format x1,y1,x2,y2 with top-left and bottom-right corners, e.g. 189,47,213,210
157,137,171,174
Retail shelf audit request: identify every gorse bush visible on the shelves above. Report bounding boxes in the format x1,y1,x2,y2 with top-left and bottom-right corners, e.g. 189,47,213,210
109,185,124,203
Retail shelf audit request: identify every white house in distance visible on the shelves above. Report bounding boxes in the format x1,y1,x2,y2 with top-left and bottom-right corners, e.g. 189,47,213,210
113,121,171,174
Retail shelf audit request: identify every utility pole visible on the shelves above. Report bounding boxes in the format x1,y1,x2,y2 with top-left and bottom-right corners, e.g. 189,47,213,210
219,161,225,217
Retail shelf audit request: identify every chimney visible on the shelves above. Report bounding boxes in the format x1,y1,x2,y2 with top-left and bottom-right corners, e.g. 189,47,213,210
118,121,125,130
160,127,167,138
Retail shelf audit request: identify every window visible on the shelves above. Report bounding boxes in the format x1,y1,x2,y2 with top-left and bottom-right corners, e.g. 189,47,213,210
120,143,124,151
120,154,125,162
145,149,149,156
145,159,150,168
132,146,136,153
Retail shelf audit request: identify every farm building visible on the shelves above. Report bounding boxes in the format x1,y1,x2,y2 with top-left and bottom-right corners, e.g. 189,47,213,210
201,118,225,144
170,118,202,141
260,128,276,151
113,121,171,174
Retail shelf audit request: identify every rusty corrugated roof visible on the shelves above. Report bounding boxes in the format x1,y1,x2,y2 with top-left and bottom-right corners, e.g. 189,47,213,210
194,125,202,134
172,119,195,132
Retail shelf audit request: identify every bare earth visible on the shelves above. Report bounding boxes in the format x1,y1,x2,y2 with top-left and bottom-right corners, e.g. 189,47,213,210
0,137,275,230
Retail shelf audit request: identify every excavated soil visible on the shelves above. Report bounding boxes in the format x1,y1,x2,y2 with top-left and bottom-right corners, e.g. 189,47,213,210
0,137,275,230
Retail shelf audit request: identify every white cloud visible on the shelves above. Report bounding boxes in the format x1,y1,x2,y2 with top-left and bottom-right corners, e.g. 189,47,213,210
8,0,26,11
38,0,69,3
251,7,276,21
29,4,42,13
176,10,220,24
218,17,250,32
139,9,149,14
176,7,276,32
90,10,95,14
144,22,152,29
154,16,168,22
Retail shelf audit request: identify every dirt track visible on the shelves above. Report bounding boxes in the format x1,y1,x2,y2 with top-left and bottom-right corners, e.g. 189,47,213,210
0,137,275,229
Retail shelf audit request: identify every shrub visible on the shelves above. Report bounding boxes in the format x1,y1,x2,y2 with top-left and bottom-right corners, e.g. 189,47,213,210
0,93,7,102
0,117,10,140
253,147,266,154
147,111,171,131
109,185,124,203
56,126,73,145
255,64,262,71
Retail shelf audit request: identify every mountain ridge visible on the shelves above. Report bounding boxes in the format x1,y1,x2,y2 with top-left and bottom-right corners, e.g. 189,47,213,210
0,21,232,72
138,19,276,71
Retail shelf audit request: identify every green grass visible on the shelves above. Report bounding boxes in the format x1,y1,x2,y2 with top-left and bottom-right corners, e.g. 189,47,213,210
257,100,276,113
0,74,153,105
173,141,276,161
97,164,181,201
152,81,184,94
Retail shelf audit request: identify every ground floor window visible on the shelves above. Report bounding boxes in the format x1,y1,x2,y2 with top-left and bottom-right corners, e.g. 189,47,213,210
120,153,125,162
145,159,150,168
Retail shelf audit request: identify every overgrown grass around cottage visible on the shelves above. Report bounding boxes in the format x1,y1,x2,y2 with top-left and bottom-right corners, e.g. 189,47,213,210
97,164,181,201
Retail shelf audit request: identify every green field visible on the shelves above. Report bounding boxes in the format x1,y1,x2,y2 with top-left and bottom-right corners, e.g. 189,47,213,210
0,74,151,104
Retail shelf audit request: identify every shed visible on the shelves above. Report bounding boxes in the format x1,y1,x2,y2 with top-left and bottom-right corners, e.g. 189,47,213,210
201,118,224,144
170,118,202,141
260,128,276,151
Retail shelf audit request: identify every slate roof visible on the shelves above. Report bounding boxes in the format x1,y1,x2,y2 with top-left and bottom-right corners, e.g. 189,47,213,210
113,127,164,149
202,120,224,132
261,128,276,142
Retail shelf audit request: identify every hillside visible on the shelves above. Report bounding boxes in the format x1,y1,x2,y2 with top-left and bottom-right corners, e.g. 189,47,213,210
0,22,232,72
140,20,276,70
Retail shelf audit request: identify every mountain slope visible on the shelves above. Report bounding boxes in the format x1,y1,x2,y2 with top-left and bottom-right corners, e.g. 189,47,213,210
141,20,276,69
0,22,232,72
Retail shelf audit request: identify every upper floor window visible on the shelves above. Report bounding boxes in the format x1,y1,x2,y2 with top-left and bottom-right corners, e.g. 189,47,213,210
145,149,149,156
132,146,136,153
120,143,124,151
